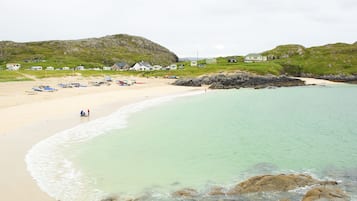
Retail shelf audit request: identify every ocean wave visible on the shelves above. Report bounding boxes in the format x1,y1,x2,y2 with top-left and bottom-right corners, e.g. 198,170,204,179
25,91,205,201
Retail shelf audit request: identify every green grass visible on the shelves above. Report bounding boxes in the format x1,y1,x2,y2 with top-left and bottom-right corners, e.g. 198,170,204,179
0,71,33,82
264,42,357,75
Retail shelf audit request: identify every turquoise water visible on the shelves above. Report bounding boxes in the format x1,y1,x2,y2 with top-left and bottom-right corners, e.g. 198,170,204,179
27,85,357,201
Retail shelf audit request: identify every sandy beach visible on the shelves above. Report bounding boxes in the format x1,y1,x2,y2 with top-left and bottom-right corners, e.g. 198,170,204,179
0,76,203,201
0,76,340,201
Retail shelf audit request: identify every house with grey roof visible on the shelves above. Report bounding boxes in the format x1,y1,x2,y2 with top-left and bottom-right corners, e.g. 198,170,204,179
112,62,130,71
244,53,267,63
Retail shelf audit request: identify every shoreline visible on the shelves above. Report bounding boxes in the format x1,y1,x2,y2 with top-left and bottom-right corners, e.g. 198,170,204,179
0,76,203,201
0,76,342,201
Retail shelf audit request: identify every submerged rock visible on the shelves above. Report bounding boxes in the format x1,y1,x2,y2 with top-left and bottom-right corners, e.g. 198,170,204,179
207,186,226,196
172,188,199,198
227,174,320,195
302,187,350,201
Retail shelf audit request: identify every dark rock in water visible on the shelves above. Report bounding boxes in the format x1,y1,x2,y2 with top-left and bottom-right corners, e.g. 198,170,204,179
227,174,320,195
172,188,199,198
302,187,350,201
172,72,305,89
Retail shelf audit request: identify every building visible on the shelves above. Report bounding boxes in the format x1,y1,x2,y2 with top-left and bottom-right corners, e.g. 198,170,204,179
112,62,130,71
152,65,163,71
130,61,153,71
75,66,85,70
62,67,70,70
169,64,177,70
31,66,43,70
244,54,267,63
6,63,21,70
46,66,54,71
103,66,112,71
228,58,237,63
190,61,198,67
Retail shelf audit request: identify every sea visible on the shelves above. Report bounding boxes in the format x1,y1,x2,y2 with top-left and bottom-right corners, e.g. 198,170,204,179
26,84,357,201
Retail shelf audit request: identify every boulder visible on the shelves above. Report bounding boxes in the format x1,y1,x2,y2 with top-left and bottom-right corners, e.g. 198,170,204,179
302,187,350,201
172,188,199,198
207,186,225,196
227,174,320,195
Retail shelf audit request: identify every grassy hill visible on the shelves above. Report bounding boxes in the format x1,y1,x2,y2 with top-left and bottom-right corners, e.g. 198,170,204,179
263,42,357,75
0,34,178,68
1,39,356,82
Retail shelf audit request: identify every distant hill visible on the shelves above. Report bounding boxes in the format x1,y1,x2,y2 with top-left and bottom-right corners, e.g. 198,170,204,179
0,34,178,68
262,42,357,75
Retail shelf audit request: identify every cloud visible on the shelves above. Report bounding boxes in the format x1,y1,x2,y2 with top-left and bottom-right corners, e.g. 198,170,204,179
0,0,356,57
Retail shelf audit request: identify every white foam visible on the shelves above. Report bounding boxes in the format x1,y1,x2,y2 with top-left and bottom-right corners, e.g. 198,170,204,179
25,91,204,201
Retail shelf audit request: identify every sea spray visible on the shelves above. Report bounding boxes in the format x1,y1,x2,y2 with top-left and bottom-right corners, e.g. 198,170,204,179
25,90,205,201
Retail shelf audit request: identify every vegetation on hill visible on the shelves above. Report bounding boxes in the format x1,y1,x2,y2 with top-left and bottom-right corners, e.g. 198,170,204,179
263,42,357,76
0,38,356,82
0,34,178,68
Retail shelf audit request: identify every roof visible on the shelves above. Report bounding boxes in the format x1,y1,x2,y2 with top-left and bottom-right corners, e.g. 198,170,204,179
138,61,152,67
246,53,263,57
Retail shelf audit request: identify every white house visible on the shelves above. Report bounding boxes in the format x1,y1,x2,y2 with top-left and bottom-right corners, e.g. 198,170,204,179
46,66,54,71
169,64,177,70
152,65,163,71
190,61,198,67
62,67,70,70
130,62,153,71
244,54,267,63
75,66,85,70
6,63,21,70
103,66,112,71
31,66,43,70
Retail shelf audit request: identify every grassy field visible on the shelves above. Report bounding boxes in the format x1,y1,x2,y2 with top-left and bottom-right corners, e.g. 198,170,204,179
0,71,33,82
0,60,283,82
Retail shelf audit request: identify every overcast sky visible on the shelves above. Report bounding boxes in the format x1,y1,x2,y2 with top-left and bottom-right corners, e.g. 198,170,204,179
0,0,356,57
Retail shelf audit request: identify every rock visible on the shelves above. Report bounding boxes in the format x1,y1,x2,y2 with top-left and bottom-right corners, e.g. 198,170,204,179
227,174,320,195
172,188,199,198
173,72,305,89
302,187,350,201
207,186,225,196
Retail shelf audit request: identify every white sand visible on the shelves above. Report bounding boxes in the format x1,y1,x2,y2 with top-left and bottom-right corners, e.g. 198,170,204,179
0,76,202,201
292,77,343,85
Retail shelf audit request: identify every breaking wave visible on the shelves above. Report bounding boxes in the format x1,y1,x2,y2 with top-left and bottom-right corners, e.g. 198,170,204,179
25,91,204,201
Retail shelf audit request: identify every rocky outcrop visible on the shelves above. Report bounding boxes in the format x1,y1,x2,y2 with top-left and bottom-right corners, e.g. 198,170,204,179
171,174,342,200
302,187,350,201
173,73,305,89
227,174,320,195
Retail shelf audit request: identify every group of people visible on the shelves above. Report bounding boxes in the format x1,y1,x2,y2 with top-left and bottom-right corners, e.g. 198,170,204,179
80,109,90,117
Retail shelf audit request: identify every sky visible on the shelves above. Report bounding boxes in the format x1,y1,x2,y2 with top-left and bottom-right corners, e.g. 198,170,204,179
0,0,356,58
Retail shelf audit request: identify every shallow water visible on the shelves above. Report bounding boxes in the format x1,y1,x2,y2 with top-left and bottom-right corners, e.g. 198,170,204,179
27,85,357,201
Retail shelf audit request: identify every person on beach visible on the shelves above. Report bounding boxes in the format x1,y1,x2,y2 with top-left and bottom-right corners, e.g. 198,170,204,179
80,110,85,116
87,109,90,116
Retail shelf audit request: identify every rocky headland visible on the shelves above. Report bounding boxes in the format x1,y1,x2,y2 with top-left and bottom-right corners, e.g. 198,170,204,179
102,174,350,201
173,72,306,89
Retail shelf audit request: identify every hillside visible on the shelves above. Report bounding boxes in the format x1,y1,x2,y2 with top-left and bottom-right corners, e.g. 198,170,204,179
0,34,178,68
263,42,357,75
